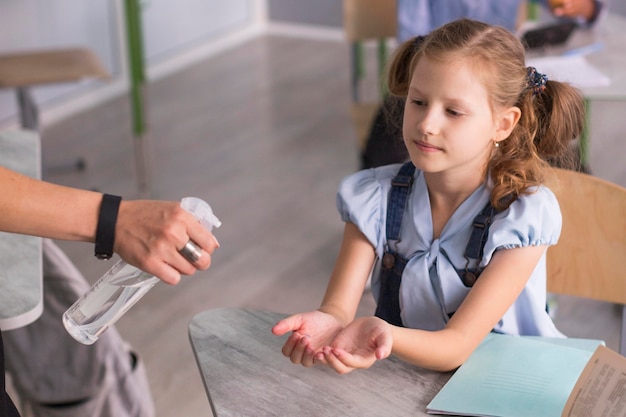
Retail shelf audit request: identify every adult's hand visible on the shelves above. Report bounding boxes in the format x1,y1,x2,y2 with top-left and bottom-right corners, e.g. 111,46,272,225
115,200,219,284
550,0,598,22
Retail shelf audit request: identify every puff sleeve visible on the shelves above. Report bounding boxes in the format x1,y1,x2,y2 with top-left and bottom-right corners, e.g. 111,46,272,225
482,185,562,265
336,165,401,256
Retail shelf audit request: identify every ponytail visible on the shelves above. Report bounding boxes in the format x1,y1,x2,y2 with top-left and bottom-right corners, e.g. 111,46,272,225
490,77,586,210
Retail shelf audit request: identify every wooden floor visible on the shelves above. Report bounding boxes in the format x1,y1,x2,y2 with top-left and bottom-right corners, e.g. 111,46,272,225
19,34,626,416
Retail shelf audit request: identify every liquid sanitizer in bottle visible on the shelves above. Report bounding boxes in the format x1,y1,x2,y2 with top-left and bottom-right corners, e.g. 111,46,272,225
63,197,221,345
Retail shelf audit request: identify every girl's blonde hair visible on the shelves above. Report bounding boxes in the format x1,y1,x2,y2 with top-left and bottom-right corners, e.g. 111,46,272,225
386,18,585,210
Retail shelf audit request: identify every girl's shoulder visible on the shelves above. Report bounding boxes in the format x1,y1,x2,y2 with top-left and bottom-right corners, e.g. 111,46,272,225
336,164,412,251
486,184,562,252
338,164,409,197
508,184,560,217
342,164,407,184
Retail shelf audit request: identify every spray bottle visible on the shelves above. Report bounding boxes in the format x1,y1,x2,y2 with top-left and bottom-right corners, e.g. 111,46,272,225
63,197,220,345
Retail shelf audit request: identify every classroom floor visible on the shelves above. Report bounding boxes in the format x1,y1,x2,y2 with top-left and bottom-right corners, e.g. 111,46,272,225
11,33,626,416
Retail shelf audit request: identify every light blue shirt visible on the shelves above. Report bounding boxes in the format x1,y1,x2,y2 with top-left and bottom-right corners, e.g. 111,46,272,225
337,165,564,337
396,0,556,42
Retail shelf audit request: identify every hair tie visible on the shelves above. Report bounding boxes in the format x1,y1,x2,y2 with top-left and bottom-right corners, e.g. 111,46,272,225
526,66,548,96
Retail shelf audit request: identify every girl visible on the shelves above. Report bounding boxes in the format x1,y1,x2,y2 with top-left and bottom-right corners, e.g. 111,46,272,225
272,18,585,373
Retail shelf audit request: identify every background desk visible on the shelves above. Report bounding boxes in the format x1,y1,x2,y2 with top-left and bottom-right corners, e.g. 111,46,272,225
570,12,626,100
0,130,43,330
526,12,626,164
189,308,452,417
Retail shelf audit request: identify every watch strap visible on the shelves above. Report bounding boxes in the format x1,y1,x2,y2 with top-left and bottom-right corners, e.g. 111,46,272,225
95,194,122,260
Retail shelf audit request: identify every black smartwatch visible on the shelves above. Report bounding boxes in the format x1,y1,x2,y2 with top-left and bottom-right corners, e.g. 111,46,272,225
95,194,122,260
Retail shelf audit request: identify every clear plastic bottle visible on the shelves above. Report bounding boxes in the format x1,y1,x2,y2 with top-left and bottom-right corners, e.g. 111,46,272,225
63,197,221,345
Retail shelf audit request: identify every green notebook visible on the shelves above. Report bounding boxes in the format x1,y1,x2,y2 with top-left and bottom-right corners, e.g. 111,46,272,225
426,333,605,417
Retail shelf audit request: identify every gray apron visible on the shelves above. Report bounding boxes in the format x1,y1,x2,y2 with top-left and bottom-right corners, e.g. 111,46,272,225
3,239,154,417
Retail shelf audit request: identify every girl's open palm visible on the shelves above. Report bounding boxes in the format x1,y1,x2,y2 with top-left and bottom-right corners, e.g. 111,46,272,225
272,310,344,367
317,316,392,374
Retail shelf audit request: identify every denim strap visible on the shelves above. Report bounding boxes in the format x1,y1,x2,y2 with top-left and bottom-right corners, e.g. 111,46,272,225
375,162,415,326
385,162,415,241
461,201,500,287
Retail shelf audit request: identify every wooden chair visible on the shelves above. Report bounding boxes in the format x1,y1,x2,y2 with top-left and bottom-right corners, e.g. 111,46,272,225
545,167,626,355
343,0,397,153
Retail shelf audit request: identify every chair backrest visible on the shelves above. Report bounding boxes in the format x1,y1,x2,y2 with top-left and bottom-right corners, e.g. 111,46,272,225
544,167,626,354
343,0,397,152
343,0,397,43
343,0,397,101
544,167,626,304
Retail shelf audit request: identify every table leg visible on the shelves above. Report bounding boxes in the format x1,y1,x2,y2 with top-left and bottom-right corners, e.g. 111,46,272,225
16,86,86,174
16,87,39,131
125,0,152,197
351,42,363,102
619,305,626,355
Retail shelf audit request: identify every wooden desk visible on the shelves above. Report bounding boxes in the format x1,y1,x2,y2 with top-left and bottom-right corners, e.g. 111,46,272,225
572,12,626,164
189,308,453,417
567,12,626,101
0,48,108,130
0,130,43,330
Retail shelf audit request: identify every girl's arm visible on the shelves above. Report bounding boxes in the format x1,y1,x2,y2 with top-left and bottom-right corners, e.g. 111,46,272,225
321,244,548,373
391,244,548,371
319,222,377,325
272,222,376,365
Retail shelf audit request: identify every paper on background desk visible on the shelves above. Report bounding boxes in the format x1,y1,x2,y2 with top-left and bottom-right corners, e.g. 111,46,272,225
526,55,610,89
426,334,604,417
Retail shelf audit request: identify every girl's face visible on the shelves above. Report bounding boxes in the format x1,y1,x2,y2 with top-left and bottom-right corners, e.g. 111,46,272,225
402,56,507,178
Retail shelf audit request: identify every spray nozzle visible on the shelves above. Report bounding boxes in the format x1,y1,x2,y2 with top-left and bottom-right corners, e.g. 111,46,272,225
181,197,222,231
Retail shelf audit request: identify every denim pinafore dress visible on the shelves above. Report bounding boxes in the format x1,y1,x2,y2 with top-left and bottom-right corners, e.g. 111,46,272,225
374,162,500,327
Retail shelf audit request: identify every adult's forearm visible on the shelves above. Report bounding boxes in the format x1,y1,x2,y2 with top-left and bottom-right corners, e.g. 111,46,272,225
0,166,220,284
0,166,100,242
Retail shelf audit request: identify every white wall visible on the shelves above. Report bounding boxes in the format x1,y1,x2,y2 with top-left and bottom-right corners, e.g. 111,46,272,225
266,0,341,27
0,0,267,129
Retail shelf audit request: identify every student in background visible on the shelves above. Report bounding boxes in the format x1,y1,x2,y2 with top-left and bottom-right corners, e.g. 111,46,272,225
0,166,219,417
362,0,603,169
398,0,603,42
273,18,585,372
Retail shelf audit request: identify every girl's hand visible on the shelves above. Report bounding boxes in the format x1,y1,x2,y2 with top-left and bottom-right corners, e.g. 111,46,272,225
316,316,393,374
272,310,344,367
